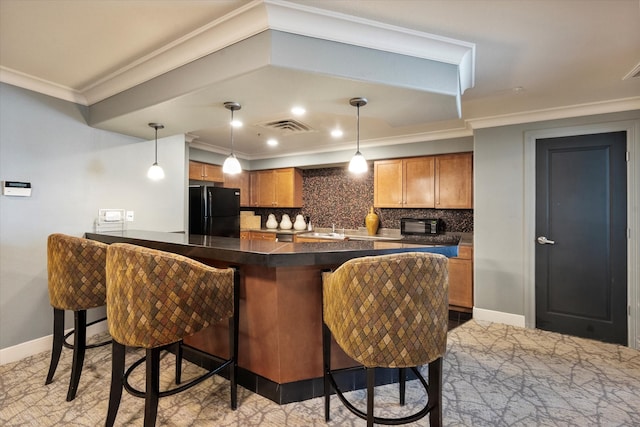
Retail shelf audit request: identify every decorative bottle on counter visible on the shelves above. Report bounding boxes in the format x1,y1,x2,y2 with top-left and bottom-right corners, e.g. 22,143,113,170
365,206,379,236
280,214,292,230
293,214,307,230
266,214,278,229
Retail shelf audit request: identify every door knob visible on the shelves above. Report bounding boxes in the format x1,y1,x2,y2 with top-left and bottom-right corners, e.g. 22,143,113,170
537,236,555,245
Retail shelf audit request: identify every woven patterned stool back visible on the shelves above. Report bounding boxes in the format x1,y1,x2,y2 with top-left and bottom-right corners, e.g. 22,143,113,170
323,252,448,368
47,233,108,311
106,243,235,349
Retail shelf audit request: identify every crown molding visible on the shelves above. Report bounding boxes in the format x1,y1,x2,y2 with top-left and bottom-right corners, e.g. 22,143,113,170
1,0,475,107
466,97,640,130
0,66,87,104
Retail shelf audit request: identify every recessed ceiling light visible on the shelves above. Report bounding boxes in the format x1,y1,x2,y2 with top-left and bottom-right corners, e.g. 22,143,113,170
267,138,278,146
291,106,306,116
331,129,343,138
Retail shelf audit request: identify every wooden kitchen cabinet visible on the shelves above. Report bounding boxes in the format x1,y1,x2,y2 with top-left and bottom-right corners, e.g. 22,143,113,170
248,231,277,241
252,168,302,208
189,160,224,183
374,157,435,207
448,245,473,310
374,152,472,209
240,231,251,240
223,170,250,206
435,152,473,208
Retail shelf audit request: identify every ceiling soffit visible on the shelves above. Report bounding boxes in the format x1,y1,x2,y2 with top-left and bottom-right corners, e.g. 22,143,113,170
89,30,464,134
87,0,475,140
82,0,475,108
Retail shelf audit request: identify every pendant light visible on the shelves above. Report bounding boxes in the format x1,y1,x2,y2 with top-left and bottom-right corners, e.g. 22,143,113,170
147,123,165,180
348,97,368,174
222,101,242,175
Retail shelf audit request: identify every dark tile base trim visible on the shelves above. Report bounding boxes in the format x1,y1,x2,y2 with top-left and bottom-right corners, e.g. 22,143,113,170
181,345,413,404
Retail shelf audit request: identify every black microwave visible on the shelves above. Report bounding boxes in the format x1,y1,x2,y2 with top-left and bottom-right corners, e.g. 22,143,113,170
401,218,443,235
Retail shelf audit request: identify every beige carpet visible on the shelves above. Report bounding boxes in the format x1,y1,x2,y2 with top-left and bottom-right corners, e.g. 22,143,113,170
1,320,639,426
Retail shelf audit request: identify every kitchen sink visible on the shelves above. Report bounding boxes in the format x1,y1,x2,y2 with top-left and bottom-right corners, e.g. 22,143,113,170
346,235,403,241
300,231,403,241
300,232,346,240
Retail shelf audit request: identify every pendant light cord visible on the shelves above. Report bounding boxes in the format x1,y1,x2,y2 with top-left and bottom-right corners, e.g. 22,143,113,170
230,109,235,154
356,104,360,153
154,126,158,164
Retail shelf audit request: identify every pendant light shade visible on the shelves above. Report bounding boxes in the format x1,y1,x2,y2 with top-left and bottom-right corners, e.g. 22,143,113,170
147,123,165,180
222,101,242,174
348,97,368,174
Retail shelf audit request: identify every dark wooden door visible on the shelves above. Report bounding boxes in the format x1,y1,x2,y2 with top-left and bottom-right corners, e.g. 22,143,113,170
535,131,627,345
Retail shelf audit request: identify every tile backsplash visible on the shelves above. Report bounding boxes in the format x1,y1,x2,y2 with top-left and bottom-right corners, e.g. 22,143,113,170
245,167,473,232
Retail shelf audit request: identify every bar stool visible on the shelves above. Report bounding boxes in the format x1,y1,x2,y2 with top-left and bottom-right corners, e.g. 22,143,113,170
322,252,449,427
105,243,239,427
45,233,111,401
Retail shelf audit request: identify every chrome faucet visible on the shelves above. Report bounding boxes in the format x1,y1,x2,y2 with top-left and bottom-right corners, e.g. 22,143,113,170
332,223,335,233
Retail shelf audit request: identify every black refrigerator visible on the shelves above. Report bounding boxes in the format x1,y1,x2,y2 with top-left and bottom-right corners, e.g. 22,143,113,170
189,186,240,238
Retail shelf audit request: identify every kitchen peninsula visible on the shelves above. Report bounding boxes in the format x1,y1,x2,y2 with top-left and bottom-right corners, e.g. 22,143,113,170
86,230,458,403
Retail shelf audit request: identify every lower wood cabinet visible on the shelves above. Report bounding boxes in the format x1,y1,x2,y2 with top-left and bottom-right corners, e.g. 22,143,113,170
448,245,473,310
248,231,276,241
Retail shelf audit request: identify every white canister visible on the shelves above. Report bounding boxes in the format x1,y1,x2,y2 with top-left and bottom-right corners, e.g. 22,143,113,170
293,214,307,230
266,214,278,229
280,214,292,230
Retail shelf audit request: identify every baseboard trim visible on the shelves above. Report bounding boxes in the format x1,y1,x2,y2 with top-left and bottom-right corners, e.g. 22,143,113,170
0,321,108,366
472,307,526,328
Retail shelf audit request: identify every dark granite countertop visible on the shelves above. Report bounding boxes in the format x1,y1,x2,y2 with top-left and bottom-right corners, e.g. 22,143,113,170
86,230,459,268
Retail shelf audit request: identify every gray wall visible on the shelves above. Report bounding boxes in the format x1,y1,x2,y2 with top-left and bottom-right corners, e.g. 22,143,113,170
0,83,187,351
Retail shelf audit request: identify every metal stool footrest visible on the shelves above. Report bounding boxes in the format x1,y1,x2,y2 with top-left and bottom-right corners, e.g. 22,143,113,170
326,366,433,426
122,343,232,399
62,316,112,350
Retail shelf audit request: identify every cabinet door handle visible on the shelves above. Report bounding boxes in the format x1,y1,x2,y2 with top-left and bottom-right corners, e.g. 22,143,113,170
537,236,555,245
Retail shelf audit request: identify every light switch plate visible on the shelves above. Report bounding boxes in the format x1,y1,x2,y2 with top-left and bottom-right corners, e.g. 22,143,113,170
126,211,134,222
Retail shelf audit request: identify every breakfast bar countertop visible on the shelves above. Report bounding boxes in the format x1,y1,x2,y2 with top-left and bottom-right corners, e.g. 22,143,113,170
85,229,459,267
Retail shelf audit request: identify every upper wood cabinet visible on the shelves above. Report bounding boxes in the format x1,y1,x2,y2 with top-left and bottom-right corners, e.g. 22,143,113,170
249,172,259,207
374,157,435,208
223,170,250,207
189,161,223,183
252,168,303,208
374,152,472,209
435,153,473,209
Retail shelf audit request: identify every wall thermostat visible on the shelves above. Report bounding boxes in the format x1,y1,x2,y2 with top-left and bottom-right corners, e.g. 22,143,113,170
2,181,32,197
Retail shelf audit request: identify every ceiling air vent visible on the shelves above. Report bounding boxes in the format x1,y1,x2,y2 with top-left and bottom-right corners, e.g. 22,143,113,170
257,118,315,134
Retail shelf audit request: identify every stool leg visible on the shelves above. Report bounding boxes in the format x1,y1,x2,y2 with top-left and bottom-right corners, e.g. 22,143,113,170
229,315,238,410
45,308,65,385
428,358,443,427
230,267,240,410
106,341,126,427
366,367,375,427
67,310,87,401
322,323,332,421
174,341,182,385
144,348,160,427
399,367,406,405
